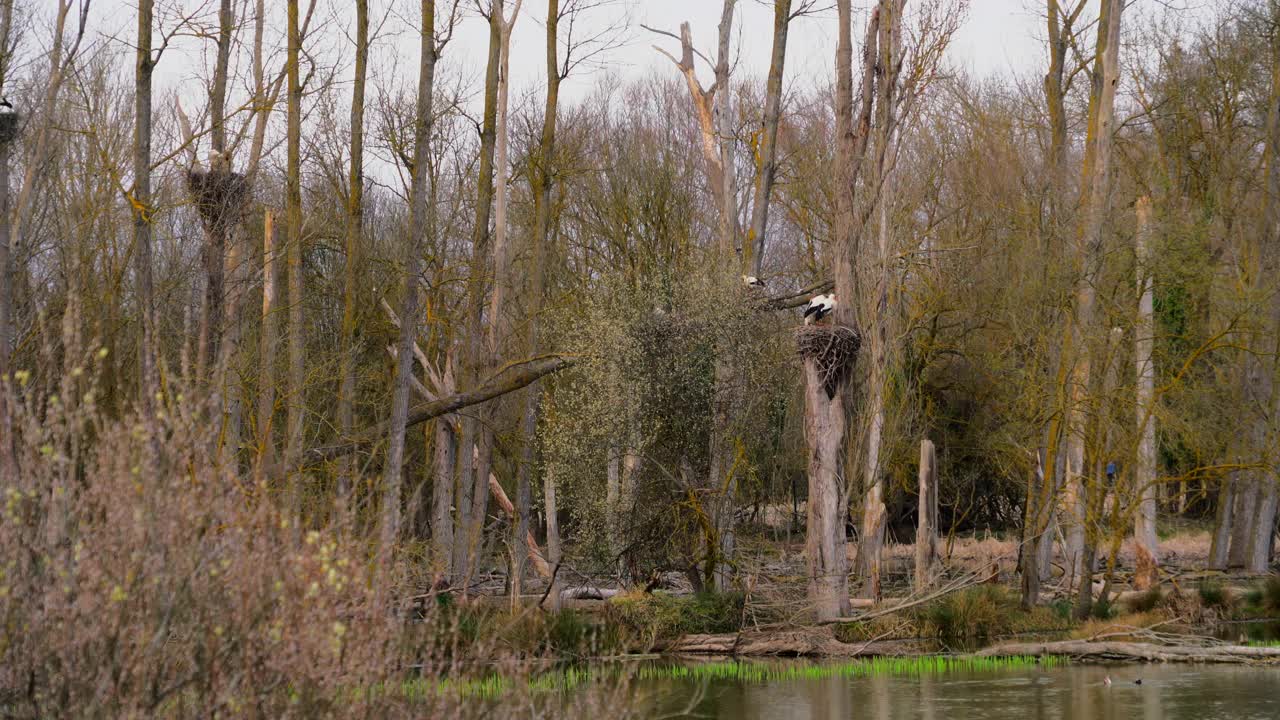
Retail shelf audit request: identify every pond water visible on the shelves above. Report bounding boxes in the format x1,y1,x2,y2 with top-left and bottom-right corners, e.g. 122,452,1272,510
633,662,1280,720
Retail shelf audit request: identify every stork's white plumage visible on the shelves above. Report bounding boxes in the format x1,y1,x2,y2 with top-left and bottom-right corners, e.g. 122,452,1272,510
0,98,13,115
802,294,836,324
742,275,764,288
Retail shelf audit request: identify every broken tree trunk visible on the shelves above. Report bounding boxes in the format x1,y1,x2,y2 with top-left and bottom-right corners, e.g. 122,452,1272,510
915,438,938,590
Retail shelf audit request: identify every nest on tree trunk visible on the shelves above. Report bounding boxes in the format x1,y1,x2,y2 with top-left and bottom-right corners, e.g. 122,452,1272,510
0,114,19,144
797,324,861,399
187,167,251,238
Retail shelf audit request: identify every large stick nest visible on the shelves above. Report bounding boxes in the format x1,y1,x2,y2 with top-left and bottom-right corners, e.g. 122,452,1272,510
0,114,19,144
796,324,862,399
187,167,251,237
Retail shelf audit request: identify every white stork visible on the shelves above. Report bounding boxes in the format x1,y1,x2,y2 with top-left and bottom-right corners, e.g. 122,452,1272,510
0,97,13,115
802,294,836,325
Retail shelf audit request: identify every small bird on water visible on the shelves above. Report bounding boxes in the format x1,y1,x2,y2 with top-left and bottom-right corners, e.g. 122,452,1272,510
1103,676,1112,687
1134,678,1143,685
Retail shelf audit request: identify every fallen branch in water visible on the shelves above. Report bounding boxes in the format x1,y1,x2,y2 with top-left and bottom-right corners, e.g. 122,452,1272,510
979,640,1280,664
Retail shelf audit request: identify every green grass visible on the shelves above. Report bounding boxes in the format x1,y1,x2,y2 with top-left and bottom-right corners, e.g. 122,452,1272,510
1246,639,1280,648
367,665,597,702
636,654,1064,684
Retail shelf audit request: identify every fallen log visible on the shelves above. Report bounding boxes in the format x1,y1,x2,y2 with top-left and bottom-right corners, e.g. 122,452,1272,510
661,627,923,657
978,640,1280,664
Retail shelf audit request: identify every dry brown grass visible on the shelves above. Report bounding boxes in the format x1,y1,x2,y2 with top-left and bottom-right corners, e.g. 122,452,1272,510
0,353,628,718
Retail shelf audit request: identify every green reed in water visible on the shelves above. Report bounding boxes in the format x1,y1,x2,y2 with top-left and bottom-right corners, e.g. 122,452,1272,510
637,654,1064,684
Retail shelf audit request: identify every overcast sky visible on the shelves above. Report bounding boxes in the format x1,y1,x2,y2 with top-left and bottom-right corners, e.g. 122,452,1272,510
61,0,1055,109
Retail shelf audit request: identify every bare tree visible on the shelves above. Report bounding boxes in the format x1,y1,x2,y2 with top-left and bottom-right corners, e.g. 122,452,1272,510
383,0,452,551
337,0,370,498
744,0,794,276
1133,196,1159,589
1065,0,1124,618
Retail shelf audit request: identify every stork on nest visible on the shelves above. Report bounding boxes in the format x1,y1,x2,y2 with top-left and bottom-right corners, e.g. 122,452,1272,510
187,149,251,237
797,324,861,399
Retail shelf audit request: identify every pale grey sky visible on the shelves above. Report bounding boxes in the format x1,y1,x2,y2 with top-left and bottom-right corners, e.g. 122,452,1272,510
63,0,1052,109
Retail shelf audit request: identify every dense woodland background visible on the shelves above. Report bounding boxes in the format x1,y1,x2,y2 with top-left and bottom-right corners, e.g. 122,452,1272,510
2,0,1280,713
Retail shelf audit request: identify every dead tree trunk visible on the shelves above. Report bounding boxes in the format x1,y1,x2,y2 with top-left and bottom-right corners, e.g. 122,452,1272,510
285,0,305,515
383,0,440,551
337,0,369,499
517,0,560,600
915,439,938,589
801,347,852,621
744,0,792,277
132,0,157,413
255,211,278,485
1133,197,1159,590
0,0,15,482
456,0,502,587
1062,0,1124,586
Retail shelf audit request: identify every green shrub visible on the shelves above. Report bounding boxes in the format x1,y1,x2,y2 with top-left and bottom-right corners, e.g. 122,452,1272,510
1262,576,1280,614
922,585,1015,642
1198,580,1229,609
1090,598,1116,620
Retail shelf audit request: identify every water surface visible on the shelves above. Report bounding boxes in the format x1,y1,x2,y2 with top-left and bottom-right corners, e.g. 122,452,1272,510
634,662,1280,720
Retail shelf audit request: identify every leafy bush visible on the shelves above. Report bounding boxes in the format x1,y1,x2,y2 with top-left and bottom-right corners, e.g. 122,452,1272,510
922,586,1016,642
607,591,744,647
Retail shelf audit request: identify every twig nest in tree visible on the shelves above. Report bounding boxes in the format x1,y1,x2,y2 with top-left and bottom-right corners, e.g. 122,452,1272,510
796,324,861,399
0,113,19,144
187,166,251,237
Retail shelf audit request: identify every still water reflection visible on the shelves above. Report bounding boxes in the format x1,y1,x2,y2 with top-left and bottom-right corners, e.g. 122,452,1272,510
639,663,1280,720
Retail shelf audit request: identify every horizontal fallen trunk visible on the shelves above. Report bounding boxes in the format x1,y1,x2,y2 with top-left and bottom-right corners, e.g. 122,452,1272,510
661,627,923,657
979,640,1280,664
306,354,574,464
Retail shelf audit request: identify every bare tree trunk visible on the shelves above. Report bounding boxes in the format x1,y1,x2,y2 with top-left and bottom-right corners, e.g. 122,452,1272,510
1209,475,1234,570
745,0,792,277
803,358,849,621
132,0,157,414
808,0,876,619
457,0,503,587
337,0,369,499
1062,0,1124,584
1246,6,1280,576
543,464,562,610
0,0,13,482
1228,477,1257,569
857,184,891,600
285,0,305,518
515,0,559,601
1133,197,1159,589
198,0,235,383
714,0,739,257
255,211,278,485
383,0,439,551
431,412,457,579
485,0,523,595
915,439,938,590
